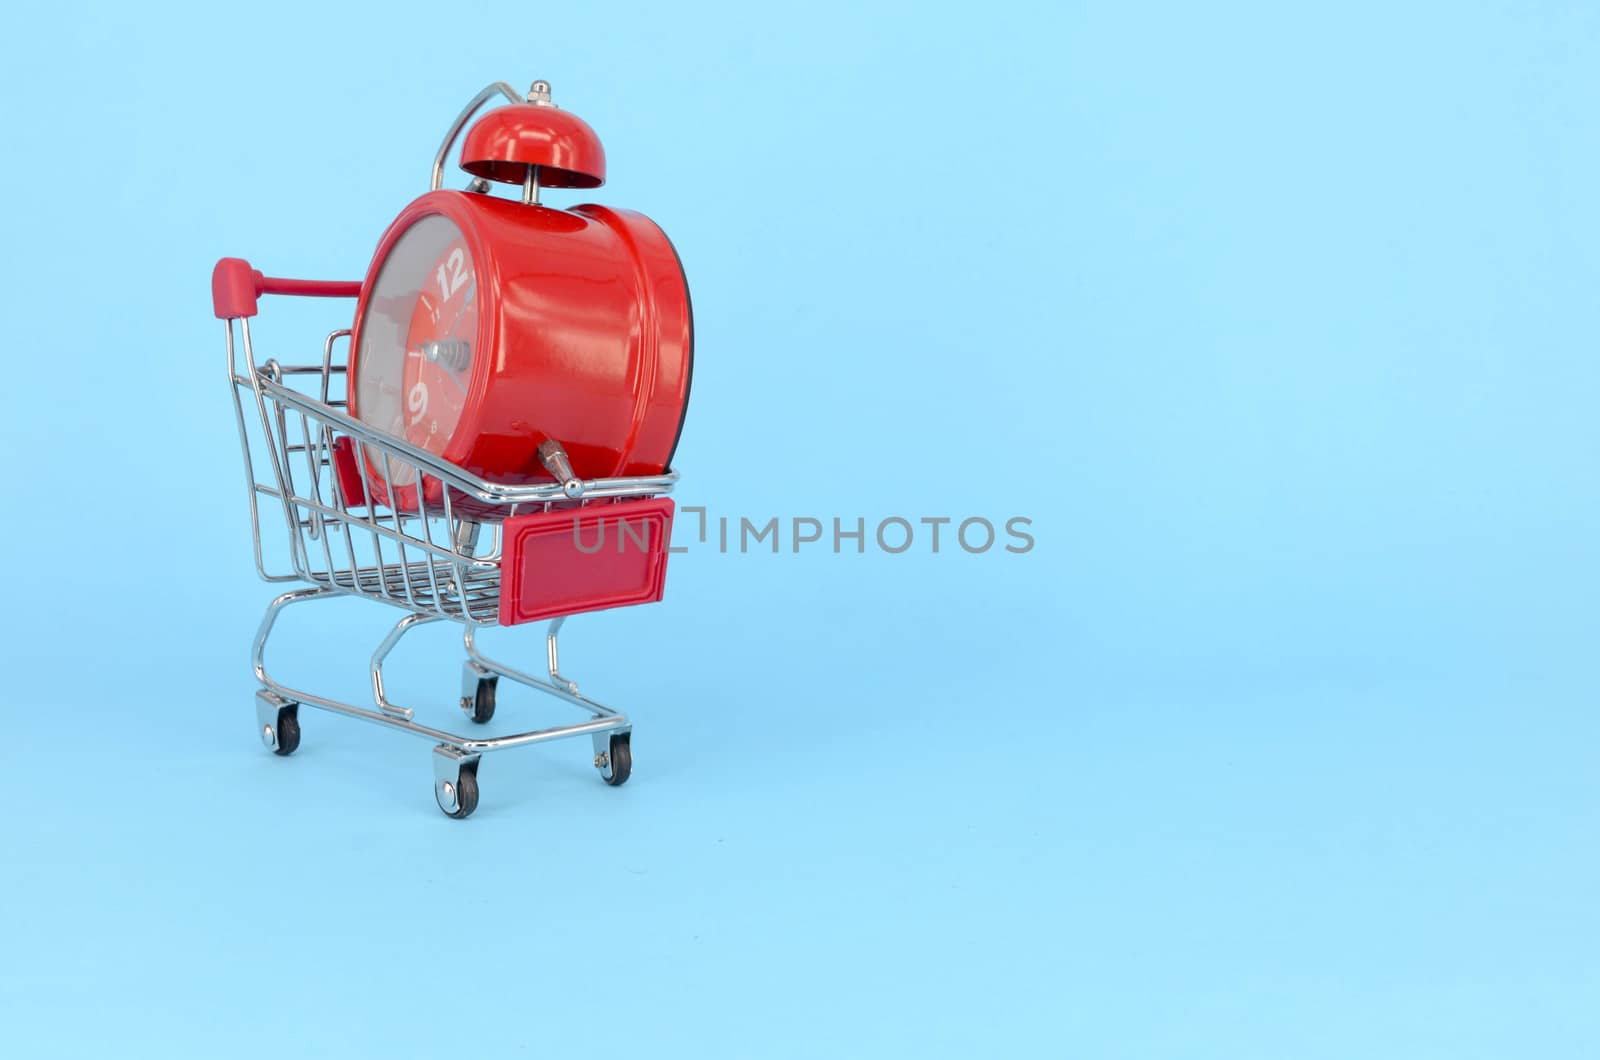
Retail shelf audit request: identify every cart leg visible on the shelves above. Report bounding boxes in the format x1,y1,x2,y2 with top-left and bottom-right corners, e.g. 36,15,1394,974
370,611,442,720
460,620,634,784
251,588,333,754
432,744,481,819
544,615,579,695
253,585,342,689
461,619,595,705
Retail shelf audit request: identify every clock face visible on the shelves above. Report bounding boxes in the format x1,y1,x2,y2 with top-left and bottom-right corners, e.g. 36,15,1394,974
348,189,691,509
353,214,480,487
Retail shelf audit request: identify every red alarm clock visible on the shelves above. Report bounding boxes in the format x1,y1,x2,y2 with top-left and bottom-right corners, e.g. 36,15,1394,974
348,81,692,501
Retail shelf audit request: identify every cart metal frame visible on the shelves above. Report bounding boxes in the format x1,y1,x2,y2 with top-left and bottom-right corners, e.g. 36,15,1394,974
225,297,675,818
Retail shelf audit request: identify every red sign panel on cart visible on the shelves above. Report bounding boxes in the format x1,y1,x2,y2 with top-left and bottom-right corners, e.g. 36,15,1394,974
499,498,675,625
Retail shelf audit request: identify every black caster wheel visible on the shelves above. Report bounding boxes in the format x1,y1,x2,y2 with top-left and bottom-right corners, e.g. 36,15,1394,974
265,705,300,756
600,733,632,787
469,676,497,724
436,762,480,819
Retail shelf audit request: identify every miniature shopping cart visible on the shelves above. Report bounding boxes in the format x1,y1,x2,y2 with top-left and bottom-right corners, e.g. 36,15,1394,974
215,81,690,819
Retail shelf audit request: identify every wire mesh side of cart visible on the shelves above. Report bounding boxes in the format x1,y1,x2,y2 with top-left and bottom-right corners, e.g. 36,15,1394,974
225,316,676,625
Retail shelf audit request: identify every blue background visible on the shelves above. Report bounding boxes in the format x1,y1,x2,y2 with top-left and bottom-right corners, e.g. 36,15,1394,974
3,1,1597,1055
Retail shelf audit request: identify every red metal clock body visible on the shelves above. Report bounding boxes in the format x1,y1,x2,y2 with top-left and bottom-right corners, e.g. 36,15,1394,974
347,90,692,499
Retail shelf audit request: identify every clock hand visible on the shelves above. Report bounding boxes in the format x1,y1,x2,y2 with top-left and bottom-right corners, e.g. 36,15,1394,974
441,281,476,343
423,280,477,391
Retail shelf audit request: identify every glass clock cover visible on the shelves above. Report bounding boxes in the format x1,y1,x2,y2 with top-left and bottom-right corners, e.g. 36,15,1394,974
353,215,479,486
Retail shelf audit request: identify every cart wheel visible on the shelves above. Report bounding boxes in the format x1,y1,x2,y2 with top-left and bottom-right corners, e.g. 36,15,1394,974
600,733,632,787
469,676,497,724
262,704,300,757
436,762,479,820
273,711,301,756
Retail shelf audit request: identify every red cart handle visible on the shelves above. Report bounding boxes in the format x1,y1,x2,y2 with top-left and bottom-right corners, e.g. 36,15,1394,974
212,257,361,319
